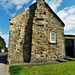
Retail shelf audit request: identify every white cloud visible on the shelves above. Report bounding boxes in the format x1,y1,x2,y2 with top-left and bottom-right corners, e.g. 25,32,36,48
16,6,23,10
32,0,36,4
0,32,9,40
0,32,2,35
0,0,31,17
11,13,16,17
46,0,63,12
1,35,9,40
0,31,9,47
0,0,7,4
65,32,75,35
1,0,14,10
12,0,30,6
6,10,16,17
57,10,68,19
0,0,31,10
68,7,75,14
57,6,75,31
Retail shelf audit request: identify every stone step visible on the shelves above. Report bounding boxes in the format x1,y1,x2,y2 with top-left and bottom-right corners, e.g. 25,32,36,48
56,59,69,62
64,57,75,61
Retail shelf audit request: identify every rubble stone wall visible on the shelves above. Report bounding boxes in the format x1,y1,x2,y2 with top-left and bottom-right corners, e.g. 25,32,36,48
31,1,65,62
8,0,65,64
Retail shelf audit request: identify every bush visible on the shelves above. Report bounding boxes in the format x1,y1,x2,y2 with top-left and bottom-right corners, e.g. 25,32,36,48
0,36,6,50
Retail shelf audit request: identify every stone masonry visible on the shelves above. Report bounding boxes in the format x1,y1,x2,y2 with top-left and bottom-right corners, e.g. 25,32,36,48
8,0,65,64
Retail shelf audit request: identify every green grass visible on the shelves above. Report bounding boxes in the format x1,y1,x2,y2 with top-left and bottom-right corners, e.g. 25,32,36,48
9,61,75,75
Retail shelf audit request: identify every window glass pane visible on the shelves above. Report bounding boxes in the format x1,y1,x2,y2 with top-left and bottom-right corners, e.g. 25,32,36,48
50,32,56,43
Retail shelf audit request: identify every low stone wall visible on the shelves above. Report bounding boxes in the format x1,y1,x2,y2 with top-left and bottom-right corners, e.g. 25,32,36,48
0,52,8,64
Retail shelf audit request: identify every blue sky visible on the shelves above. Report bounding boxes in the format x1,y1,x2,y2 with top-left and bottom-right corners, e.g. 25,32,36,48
0,0,75,47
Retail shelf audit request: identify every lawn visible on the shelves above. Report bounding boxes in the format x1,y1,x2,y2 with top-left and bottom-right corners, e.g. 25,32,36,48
9,61,75,75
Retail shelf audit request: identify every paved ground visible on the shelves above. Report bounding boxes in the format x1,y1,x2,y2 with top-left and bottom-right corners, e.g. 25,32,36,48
0,52,9,75
5,65,9,75
0,63,6,75
0,63,9,75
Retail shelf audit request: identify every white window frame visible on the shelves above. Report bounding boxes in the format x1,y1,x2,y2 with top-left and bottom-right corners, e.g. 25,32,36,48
50,32,56,43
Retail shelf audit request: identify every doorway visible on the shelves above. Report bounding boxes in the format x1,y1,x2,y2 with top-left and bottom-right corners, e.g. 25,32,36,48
65,39,74,57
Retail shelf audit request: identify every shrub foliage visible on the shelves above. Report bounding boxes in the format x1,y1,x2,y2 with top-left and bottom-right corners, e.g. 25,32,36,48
0,36,6,49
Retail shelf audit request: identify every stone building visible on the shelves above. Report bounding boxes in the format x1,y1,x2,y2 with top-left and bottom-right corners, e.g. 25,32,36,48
8,0,75,64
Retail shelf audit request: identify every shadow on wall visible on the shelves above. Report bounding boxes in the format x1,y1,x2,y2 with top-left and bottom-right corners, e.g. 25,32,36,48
23,4,36,62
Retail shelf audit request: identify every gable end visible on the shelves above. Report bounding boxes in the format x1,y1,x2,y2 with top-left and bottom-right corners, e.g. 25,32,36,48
45,2,65,27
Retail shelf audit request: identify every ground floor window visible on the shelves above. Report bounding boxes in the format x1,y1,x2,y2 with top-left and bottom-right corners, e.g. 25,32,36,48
50,32,56,43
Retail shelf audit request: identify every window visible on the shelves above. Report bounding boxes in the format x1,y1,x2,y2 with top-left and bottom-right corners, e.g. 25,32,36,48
50,32,56,43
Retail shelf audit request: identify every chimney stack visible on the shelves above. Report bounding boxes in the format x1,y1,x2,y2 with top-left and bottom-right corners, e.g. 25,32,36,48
36,0,45,9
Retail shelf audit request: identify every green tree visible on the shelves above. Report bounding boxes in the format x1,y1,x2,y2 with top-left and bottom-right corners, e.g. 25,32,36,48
0,36,6,50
